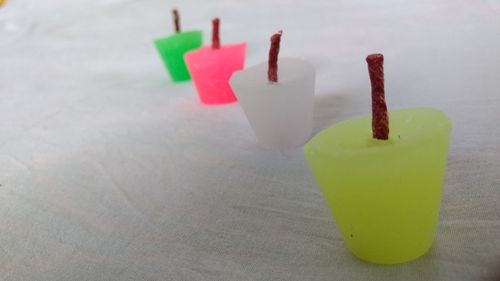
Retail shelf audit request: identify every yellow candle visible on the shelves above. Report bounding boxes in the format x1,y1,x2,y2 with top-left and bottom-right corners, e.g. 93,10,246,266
304,108,451,264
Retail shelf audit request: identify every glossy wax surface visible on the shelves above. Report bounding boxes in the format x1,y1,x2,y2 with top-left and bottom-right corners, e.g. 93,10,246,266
154,30,202,82
185,43,246,105
230,57,315,149
304,108,452,264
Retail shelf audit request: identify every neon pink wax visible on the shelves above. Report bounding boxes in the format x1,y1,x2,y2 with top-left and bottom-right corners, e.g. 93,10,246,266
185,43,246,105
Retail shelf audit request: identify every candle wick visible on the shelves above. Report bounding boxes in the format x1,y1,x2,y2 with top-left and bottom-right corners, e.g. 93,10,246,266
212,17,220,49
366,53,389,140
268,30,282,83
172,9,180,33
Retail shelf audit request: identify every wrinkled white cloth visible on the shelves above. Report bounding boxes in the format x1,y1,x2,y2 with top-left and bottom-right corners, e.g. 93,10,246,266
1,0,499,280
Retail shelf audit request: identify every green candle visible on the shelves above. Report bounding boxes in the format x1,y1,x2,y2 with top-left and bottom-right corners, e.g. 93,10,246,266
304,55,452,264
154,9,202,82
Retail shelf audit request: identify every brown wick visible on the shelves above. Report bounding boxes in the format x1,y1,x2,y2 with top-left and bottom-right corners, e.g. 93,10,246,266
172,9,180,33
268,30,282,83
366,53,389,140
212,18,220,49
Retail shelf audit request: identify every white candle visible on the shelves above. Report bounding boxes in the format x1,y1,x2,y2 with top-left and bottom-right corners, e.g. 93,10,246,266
231,57,315,149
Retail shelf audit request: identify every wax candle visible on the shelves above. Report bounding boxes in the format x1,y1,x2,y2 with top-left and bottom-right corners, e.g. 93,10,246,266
184,18,246,105
304,54,452,264
154,9,202,82
230,31,315,149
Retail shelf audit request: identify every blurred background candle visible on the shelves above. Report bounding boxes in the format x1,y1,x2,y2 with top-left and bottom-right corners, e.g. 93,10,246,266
185,17,246,105
230,31,315,149
304,54,452,264
154,9,202,82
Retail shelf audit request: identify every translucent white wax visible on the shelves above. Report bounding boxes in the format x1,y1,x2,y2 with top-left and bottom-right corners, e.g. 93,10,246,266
230,58,315,149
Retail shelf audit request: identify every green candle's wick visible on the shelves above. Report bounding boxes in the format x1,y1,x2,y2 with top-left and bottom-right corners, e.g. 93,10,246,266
172,9,180,33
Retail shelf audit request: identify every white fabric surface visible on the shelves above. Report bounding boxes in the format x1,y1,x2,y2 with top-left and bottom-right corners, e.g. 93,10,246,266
1,0,500,280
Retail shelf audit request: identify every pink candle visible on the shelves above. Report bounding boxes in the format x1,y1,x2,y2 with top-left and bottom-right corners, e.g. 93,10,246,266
185,18,246,105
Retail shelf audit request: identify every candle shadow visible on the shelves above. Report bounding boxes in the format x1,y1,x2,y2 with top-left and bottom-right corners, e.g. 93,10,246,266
340,242,442,280
312,92,352,135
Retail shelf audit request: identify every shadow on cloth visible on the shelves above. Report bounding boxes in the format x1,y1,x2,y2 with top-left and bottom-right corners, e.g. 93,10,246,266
312,92,352,135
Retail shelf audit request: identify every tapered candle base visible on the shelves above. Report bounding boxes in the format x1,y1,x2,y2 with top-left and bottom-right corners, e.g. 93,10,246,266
154,30,202,82
185,43,246,105
304,108,452,264
230,57,315,149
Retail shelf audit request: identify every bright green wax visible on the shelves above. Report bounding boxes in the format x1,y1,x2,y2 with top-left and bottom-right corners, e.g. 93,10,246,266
154,31,202,82
304,108,451,264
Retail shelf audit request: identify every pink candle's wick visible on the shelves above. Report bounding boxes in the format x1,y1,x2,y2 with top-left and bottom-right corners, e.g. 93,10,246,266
366,53,389,140
268,30,282,83
172,9,180,33
212,17,220,49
